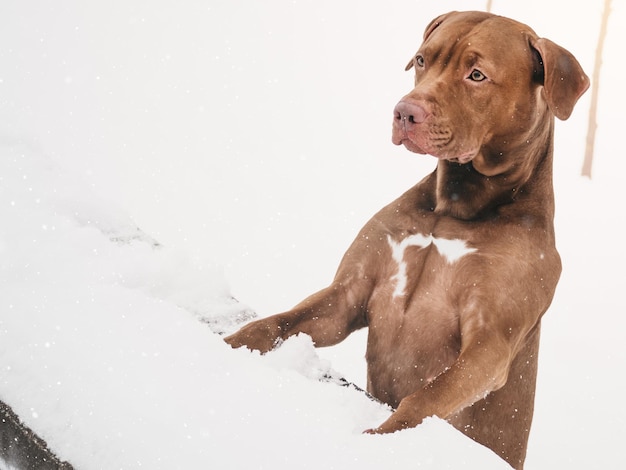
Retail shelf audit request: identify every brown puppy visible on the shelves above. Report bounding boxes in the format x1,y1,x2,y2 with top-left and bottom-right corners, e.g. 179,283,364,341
225,11,588,469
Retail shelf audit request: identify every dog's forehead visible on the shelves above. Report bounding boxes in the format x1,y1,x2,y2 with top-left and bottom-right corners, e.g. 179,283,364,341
422,13,536,59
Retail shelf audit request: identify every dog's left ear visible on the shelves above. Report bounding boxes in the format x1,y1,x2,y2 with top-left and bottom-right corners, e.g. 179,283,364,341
406,12,454,71
531,37,590,120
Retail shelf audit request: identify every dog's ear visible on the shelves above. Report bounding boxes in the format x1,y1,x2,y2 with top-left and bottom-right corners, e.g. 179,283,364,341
405,56,417,71
406,12,455,71
530,37,590,120
423,12,454,41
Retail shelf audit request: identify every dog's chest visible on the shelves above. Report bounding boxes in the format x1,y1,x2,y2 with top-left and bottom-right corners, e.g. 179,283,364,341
385,232,475,298
369,231,476,330
365,231,476,401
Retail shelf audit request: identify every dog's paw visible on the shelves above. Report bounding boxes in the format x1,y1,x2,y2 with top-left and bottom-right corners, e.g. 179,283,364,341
223,319,284,353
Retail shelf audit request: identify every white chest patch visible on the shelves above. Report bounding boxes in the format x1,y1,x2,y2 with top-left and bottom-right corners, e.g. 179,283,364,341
387,233,476,298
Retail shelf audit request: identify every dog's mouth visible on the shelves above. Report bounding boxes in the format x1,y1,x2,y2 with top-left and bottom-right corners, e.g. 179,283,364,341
395,137,476,164
392,119,478,164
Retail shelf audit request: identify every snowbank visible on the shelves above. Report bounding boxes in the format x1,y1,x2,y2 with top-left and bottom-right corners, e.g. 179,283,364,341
0,144,510,468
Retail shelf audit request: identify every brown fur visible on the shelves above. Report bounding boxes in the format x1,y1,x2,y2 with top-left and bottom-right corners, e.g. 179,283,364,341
225,11,588,469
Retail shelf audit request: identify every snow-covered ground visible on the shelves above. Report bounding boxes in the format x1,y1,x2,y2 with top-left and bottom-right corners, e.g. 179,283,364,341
1,1,625,468
0,143,512,469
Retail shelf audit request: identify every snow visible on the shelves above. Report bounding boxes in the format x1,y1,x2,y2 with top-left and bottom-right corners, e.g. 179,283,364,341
0,142,509,469
1,1,625,469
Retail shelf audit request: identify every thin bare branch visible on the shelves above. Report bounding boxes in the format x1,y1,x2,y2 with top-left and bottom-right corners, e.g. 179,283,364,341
582,0,612,178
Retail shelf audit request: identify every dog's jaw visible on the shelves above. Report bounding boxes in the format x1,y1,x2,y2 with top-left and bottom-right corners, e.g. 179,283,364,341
393,131,481,167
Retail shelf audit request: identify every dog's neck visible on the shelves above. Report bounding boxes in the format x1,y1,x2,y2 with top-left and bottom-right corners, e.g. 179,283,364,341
433,117,556,221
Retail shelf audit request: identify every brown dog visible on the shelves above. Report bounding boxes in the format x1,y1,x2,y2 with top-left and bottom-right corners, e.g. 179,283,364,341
225,11,588,469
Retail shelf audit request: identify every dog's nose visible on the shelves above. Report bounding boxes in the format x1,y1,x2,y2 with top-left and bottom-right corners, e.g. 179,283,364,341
394,101,428,126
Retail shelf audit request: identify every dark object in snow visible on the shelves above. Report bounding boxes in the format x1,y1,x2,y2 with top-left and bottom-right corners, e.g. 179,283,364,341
199,300,258,336
0,400,73,470
322,374,392,409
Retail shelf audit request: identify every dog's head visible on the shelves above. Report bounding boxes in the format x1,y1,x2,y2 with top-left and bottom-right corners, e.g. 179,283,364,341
392,11,589,177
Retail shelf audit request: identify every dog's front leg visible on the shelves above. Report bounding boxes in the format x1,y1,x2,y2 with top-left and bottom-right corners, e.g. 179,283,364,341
224,280,369,353
365,326,518,434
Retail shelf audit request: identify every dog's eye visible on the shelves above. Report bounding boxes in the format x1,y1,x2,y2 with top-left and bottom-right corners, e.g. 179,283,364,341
468,69,486,81
415,55,425,68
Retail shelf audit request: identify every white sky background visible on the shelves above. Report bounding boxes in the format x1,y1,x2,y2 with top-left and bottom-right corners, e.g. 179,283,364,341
2,0,620,316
